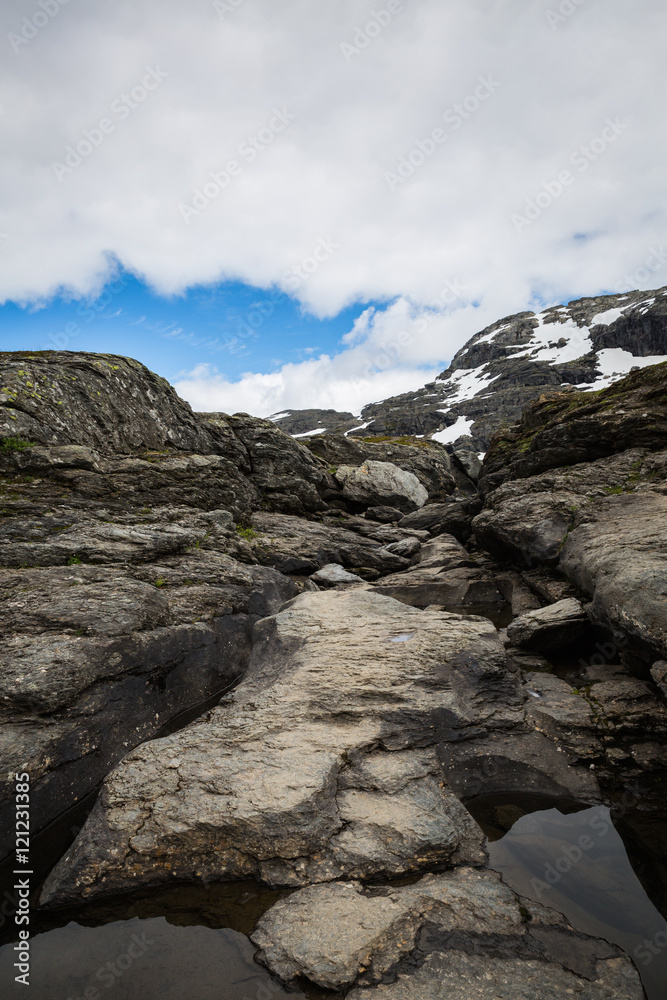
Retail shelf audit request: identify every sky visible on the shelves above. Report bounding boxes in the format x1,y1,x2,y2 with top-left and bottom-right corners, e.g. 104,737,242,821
0,0,666,417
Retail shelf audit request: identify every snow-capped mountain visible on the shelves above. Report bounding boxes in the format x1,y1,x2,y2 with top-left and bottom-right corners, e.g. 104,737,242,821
270,286,667,474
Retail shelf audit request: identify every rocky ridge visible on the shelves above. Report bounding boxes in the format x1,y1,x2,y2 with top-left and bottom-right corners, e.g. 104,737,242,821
271,285,667,476
0,345,665,999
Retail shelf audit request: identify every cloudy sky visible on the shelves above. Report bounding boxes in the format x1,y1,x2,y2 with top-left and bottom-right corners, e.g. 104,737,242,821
1,0,665,416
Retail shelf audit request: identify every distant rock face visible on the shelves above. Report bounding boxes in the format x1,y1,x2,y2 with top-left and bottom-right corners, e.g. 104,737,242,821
268,408,359,437
269,286,667,469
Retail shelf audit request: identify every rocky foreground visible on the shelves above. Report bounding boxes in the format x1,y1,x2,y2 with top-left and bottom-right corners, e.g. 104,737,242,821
1,348,666,997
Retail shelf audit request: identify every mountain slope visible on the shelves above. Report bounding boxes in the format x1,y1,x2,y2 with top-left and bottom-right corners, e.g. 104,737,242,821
270,285,667,473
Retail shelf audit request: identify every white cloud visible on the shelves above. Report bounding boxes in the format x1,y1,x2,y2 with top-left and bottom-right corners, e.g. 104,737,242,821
2,0,666,411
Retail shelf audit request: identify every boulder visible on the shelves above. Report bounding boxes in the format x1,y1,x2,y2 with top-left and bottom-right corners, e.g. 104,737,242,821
310,563,360,586
220,413,328,515
252,867,643,997
382,536,421,559
559,491,667,660
40,590,492,906
506,598,589,652
335,461,428,513
306,433,460,502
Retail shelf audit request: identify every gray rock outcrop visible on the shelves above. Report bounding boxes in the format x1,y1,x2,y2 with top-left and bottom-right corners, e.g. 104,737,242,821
335,460,429,512
40,590,490,906
506,598,589,651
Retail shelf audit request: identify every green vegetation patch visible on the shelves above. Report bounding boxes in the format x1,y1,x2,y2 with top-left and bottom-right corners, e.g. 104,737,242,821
0,437,35,453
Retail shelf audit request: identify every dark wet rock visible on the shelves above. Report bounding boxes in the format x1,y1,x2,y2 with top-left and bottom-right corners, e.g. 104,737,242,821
398,497,482,543
252,867,643,997
507,598,589,652
652,661,667,699
364,505,406,523
40,590,492,906
0,549,297,860
372,535,505,613
334,461,428,513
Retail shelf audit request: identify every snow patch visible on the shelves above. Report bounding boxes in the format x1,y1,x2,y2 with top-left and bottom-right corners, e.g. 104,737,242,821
437,365,500,406
510,315,593,364
576,349,667,391
431,415,475,444
292,427,327,438
270,411,292,421
590,307,625,327
345,421,371,436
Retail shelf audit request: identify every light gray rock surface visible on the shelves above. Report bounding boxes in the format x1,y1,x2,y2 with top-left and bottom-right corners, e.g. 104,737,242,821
335,461,429,513
310,563,361,585
40,590,490,906
252,867,644,997
506,598,588,652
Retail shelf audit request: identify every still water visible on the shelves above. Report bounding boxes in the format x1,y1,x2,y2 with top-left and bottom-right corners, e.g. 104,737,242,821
1,801,664,999
0,880,330,1000
484,803,667,1000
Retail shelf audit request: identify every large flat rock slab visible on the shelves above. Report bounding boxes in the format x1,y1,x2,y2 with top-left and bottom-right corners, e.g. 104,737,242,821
252,867,644,997
41,591,494,906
